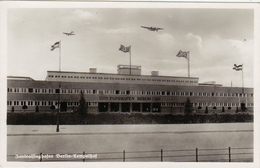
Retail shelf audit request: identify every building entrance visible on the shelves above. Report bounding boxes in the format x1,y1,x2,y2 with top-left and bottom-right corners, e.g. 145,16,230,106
122,103,130,112
111,103,119,112
132,103,140,112
98,103,108,112
142,103,150,112
241,103,246,112
152,103,161,112
60,102,67,112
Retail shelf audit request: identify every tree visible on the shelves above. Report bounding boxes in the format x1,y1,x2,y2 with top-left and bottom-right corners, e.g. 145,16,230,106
22,105,28,112
50,105,55,113
78,91,88,119
35,105,39,113
205,106,208,114
184,98,192,115
222,106,225,113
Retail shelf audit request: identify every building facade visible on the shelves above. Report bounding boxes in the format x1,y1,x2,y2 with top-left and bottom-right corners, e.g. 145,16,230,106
7,65,254,114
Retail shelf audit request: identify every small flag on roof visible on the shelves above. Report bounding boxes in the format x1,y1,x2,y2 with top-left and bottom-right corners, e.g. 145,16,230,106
119,45,131,53
176,50,189,59
233,64,243,71
51,41,60,51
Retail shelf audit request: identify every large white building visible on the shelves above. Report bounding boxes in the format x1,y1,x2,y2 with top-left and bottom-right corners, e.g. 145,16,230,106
7,65,253,114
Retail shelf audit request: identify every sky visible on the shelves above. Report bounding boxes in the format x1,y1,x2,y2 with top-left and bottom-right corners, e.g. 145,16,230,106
7,5,254,87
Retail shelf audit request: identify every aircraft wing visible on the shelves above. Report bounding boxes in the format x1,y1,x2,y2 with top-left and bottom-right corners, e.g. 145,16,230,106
141,26,151,30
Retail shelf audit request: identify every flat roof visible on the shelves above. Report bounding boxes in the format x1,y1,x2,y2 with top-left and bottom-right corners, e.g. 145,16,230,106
47,70,199,80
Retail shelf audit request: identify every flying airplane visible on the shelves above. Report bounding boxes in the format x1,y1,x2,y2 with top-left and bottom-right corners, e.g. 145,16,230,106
141,26,164,31
63,31,75,36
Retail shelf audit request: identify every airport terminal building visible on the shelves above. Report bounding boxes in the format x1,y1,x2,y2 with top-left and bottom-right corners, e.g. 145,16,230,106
7,65,254,114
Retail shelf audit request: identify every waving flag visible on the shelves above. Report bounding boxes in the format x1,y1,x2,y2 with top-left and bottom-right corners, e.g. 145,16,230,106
233,64,243,71
176,50,189,59
51,41,60,51
119,45,131,53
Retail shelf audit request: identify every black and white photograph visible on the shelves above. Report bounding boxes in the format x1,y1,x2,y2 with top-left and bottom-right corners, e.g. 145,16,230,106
0,1,259,168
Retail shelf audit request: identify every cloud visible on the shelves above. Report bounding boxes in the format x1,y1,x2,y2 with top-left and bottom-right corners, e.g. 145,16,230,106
186,33,202,49
157,33,175,48
74,9,96,20
103,28,138,34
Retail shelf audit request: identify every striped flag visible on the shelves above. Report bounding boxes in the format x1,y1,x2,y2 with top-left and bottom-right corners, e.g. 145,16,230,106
119,45,131,53
51,41,60,51
233,64,243,71
176,50,189,59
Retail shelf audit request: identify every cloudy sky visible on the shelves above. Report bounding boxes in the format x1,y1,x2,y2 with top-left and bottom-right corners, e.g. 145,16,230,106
7,3,254,87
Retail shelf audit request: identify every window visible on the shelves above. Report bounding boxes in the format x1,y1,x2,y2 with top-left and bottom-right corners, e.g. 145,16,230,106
55,89,60,93
28,88,33,93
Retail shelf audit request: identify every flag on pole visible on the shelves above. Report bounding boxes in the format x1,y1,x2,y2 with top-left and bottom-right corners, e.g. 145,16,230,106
51,41,60,51
176,50,189,59
233,64,243,71
119,45,131,53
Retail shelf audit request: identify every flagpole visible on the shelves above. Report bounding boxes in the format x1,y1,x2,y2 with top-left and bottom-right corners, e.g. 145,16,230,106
57,40,61,133
59,40,61,71
130,47,131,75
188,51,190,78
242,64,244,94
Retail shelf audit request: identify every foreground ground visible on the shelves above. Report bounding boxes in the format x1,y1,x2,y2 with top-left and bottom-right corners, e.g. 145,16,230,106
7,123,253,162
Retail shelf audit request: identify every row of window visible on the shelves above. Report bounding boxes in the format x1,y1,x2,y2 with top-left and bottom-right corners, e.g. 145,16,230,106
48,75,198,84
7,101,97,107
7,87,253,98
161,102,254,107
7,101,253,107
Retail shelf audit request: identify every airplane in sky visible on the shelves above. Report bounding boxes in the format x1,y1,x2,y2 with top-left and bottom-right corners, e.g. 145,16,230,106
141,26,164,31
63,31,75,36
